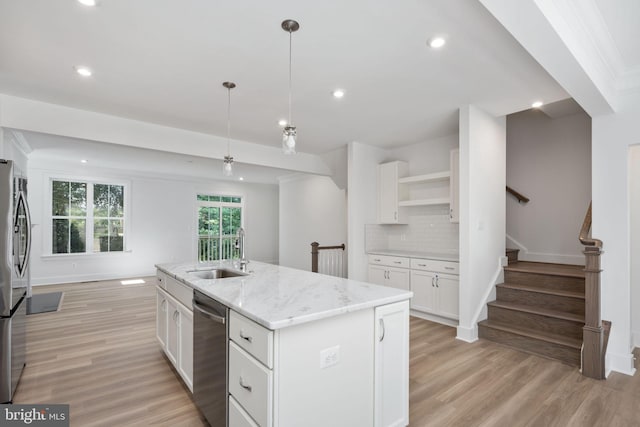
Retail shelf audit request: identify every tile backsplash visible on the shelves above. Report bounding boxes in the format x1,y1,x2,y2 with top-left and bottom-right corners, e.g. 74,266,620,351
365,205,459,253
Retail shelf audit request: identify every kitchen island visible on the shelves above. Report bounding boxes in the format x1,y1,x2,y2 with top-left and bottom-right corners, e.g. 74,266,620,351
155,260,412,427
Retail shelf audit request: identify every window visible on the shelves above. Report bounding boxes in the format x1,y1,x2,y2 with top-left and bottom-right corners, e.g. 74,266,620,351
197,194,243,262
51,179,126,254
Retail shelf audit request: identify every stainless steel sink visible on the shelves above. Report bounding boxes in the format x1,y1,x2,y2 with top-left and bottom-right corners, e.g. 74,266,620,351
186,268,248,280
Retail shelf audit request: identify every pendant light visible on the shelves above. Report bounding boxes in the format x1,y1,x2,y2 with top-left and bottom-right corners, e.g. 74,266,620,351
281,19,299,155
222,81,236,176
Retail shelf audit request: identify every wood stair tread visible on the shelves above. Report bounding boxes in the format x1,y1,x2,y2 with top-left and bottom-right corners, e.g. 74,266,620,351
504,261,585,279
498,282,585,299
478,319,582,349
487,300,585,323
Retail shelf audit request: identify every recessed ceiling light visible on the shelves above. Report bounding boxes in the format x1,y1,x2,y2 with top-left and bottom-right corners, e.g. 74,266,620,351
278,119,288,127
332,89,345,99
75,66,93,77
531,101,544,108
239,177,244,181
78,0,97,6
80,159,88,164
428,37,446,49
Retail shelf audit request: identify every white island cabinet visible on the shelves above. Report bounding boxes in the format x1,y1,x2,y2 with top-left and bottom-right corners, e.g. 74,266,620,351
156,261,412,427
155,271,194,392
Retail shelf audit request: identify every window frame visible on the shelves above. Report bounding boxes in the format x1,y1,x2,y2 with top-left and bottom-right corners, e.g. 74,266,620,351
44,174,131,257
195,193,244,262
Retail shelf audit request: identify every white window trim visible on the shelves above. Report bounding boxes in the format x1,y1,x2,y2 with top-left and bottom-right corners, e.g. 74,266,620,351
43,173,132,257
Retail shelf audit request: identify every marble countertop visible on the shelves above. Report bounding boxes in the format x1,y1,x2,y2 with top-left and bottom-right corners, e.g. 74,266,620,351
367,249,459,262
156,260,412,330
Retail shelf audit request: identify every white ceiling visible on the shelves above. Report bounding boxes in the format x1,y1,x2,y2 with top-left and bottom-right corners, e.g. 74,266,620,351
0,0,570,157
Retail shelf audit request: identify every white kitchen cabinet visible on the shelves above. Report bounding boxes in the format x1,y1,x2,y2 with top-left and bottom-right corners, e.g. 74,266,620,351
166,295,179,365
449,148,459,223
178,304,194,391
156,271,194,393
375,300,410,427
410,270,459,320
377,161,408,224
156,287,168,349
368,255,410,291
228,307,399,427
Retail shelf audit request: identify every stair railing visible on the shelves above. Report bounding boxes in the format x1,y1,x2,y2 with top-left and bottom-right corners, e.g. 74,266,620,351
311,242,346,277
579,201,609,379
506,186,530,204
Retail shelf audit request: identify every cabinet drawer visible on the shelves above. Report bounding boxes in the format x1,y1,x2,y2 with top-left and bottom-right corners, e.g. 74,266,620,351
229,395,259,427
410,259,459,275
230,310,274,369
368,255,410,268
166,277,193,308
156,270,168,290
229,342,273,427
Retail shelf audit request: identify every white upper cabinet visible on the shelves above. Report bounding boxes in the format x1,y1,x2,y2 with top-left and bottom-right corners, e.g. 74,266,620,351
377,161,408,224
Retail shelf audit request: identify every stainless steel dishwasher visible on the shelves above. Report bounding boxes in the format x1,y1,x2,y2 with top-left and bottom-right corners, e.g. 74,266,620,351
193,290,228,427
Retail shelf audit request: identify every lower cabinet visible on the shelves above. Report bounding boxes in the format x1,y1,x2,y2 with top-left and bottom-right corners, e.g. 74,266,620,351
156,275,194,393
228,305,409,427
368,265,410,291
375,300,410,427
410,271,459,319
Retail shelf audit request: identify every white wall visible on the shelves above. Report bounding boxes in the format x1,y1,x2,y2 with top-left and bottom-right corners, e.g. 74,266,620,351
506,110,591,264
1,129,28,173
28,160,279,285
631,145,640,349
457,105,506,342
392,135,459,176
592,101,640,375
278,174,347,272
347,142,387,281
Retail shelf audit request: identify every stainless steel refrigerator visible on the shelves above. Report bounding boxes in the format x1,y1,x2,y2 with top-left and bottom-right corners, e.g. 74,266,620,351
0,159,31,403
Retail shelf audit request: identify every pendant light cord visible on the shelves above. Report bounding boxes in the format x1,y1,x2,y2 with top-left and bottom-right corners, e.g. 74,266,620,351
288,29,292,125
227,86,231,157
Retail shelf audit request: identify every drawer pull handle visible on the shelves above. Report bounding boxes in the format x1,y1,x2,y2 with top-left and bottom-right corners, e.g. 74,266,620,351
379,318,385,342
239,377,252,392
417,264,426,267
374,258,381,262
393,261,402,264
445,267,454,270
239,331,253,343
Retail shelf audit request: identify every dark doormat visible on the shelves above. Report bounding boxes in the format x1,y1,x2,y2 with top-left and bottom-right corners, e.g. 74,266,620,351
27,292,64,315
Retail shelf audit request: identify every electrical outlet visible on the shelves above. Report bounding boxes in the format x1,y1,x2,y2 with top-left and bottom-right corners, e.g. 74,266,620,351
320,345,340,369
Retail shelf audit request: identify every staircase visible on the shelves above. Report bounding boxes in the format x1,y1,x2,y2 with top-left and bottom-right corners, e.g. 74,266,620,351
478,257,586,366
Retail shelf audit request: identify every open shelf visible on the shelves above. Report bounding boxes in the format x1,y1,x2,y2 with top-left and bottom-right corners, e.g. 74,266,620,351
398,197,450,207
398,171,450,184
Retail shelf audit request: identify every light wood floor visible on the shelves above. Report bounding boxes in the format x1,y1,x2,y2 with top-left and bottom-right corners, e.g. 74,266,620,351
14,278,640,426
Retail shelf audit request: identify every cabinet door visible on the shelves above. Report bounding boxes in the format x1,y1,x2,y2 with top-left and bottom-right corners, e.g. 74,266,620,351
156,287,168,349
375,300,410,427
377,162,408,224
368,265,388,287
178,305,194,392
449,149,459,223
386,267,410,291
166,297,179,365
436,274,459,319
409,270,437,313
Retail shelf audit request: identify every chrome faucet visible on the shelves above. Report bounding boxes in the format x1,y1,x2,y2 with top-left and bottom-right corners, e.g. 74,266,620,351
236,227,248,271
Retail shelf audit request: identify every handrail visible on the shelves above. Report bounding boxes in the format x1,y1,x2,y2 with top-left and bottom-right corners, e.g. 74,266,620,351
311,242,345,273
506,186,530,203
579,201,603,248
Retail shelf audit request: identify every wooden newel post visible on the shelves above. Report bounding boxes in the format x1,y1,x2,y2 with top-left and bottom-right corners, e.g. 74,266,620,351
311,242,319,273
582,246,605,379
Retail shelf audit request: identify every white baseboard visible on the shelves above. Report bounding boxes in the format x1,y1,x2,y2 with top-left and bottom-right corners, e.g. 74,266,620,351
410,310,458,328
456,324,478,343
606,351,637,377
32,270,157,286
